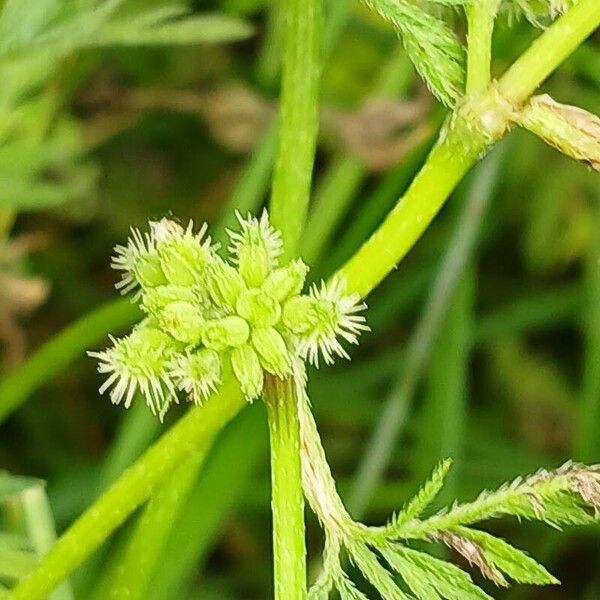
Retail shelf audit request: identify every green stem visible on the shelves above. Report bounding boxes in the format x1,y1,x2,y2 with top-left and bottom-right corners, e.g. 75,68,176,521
336,118,491,298
10,380,245,600
465,1,498,94
269,0,322,261
266,0,322,595
301,48,414,263
498,0,600,104
348,147,503,516
103,448,206,600
337,1,600,298
263,375,307,600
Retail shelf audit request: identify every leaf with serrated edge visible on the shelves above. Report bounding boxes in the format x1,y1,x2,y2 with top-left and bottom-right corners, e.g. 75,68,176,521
401,464,599,538
388,459,452,535
380,546,442,600
453,527,559,586
336,572,370,600
360,0,465,106
381,544,493,600
346,540,410,600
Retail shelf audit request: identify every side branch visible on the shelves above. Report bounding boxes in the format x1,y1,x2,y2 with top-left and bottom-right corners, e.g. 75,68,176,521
337,2,600,298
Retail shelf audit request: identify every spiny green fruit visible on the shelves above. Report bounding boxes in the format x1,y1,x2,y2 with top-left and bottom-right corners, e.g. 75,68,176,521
90,211,369,418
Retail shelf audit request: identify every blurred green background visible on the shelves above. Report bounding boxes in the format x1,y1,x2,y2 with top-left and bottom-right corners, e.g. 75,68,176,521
0,1,599,598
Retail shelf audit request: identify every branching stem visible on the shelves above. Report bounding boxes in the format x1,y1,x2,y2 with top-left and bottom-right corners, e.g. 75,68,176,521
337,1,600,298
498,0,600,104
8,4,600,599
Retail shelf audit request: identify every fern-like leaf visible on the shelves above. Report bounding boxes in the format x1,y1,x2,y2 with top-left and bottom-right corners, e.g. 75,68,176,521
450,527,559,586
380,544,492,600
388,459,452,533
360,0,466,106
346,539,411,600
399,462,600,538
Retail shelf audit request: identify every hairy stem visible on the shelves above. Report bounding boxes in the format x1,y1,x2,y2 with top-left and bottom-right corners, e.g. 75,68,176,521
269,0,322,261
498,0,600,104
10,380,245,600
348,146,504,516
264,375,307,600
336,116,492,298
465,0,498,93
266,0,322,595
301,48,414,263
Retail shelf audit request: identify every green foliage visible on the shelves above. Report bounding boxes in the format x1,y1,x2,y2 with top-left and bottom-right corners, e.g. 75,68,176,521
0,471,72,599
0,0,252,211
358,0,581,107
360,0,466,106
0,1,253,55
390,458,453,531
307,460,600,599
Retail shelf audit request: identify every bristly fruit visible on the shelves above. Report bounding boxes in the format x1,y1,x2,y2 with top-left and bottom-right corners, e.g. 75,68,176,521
90,211,369,418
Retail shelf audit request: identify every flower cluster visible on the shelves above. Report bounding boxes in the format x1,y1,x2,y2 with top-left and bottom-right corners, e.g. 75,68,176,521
90,212,368,418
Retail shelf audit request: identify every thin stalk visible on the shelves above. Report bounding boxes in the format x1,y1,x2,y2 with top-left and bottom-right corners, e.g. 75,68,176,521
263,375,307,600
465,0,498,94
320,133,436,274
269,0,322,260
498,0,600,104
348,146,504,516
10,380,245,600
337,118,490,299
266,0,322,596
